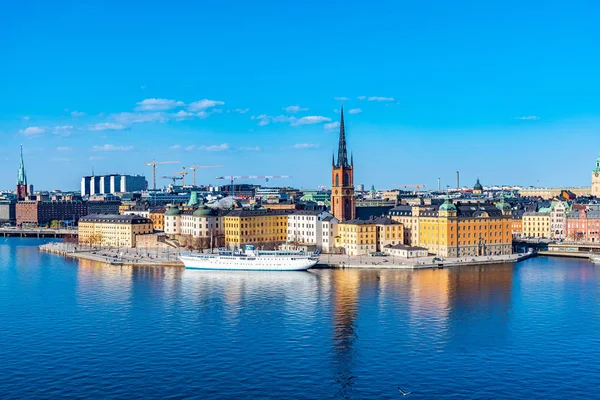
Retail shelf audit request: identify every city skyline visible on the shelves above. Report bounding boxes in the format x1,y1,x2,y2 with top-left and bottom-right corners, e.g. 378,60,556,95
2,0,600,190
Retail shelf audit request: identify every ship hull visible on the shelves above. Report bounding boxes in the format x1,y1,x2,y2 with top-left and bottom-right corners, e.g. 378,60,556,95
179,255,318,271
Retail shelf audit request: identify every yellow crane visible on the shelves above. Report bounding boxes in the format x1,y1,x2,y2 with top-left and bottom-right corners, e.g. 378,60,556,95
174,171,189,187
182,165,223,187
144,160,180,192
396,184,427,193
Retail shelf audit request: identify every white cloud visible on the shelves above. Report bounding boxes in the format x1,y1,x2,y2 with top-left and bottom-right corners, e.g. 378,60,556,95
185,145,196,151
71,111,86,117
324,121,340,131
292,116,332,126
23,116,30,120
240,146,261,151
52,157,72,162
348,108,362,114
198,143,229,152
57,146,72,151
518,116,540,121
135,98,184,111
368,96,394,101
92,144,134,151
88,122,126,131
188,99,225,111
357,96,366,100
292,143,319,149
334,97,349,101
283,105,308,113
233,108,250,114
114,112,169,124
173,110,195,120
52,125,73,136
20,126,45,136
169,145,181,150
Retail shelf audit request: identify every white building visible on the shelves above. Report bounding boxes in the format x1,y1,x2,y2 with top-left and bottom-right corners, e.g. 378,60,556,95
180,206,223,238
81,174,147,196
550,200,570,240
287,210,338,252
383,244,428,258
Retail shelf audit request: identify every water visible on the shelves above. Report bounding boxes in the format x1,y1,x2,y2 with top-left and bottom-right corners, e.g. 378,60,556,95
2,238,600,399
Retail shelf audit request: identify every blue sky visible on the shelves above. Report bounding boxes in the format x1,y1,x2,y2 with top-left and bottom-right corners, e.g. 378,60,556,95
1,0,600,191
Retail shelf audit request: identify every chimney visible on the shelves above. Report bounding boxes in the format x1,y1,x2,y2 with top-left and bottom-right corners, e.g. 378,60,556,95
456,171,460,190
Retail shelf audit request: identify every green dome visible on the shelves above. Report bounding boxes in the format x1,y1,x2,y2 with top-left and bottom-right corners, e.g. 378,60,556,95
439,197,456,212
164,205,182,216
496,193,511,210
193,204,212,216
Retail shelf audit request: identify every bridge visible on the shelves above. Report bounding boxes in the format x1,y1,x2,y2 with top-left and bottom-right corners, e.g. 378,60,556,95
0,228,78,238
514,239,600,258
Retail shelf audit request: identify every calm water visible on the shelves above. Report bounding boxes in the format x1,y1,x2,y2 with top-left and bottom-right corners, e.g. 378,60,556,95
1,238,600,399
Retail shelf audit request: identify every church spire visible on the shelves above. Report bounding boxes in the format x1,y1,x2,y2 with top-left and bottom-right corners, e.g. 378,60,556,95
17,145,27,186
337,107,349,168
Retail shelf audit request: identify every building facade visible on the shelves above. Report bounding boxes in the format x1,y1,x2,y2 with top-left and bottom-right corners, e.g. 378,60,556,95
149,208,166,231
416,198,512,257
223,209,290,247
593,154,600,197
286,210,338,252
0,198,16,225
549,200,570,239
86,200,122,215
565,207,600,243
331,108,356,221
78,214,153,248
337,217,403,256
81,174,147,196
522,211,551,238
16,200,88,226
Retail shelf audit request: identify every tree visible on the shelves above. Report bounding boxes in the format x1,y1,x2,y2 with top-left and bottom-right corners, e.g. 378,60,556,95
50,220,60,229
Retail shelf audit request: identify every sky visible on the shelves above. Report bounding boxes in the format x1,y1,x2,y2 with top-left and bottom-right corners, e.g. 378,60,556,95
1,0,600,191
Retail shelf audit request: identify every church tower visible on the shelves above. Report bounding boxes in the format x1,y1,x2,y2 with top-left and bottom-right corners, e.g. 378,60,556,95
592,153,600,198
331,108,355,221
16,145,28,201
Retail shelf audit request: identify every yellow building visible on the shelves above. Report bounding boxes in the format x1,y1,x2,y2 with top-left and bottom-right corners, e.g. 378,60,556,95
416,197,512,257
223,209,291,247
337,217,403,256
78,214,154,248
149,208,166,231
522,211,551,238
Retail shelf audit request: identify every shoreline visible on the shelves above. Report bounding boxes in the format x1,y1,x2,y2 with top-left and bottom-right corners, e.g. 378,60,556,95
39,242,538,270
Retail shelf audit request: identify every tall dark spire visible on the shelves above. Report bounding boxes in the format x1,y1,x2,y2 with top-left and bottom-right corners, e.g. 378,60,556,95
336,107,349,168
17,145,27,186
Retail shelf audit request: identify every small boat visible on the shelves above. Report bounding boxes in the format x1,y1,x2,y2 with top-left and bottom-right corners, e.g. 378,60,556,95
179,245,319,271
590,255,600,264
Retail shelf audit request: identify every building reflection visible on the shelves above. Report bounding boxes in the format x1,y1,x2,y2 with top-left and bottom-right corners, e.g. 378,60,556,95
446,263,514,347
331,269,361,399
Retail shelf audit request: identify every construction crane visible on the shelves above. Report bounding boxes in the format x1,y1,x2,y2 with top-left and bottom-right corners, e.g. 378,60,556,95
395,184,427,193
174,171,189,187
144,160,180,192
215,175,291,196
182,165,223,187
161,176,183,186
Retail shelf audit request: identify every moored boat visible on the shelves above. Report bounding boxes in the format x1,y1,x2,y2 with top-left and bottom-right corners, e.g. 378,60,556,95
179,245,319,271
590,255,600,264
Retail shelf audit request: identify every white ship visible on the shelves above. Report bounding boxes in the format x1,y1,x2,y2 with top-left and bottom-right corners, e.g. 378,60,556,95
590,255,600,264
179,245,319,271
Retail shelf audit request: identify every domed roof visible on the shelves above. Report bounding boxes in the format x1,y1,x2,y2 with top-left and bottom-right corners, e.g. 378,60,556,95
193,204,212,216
439,197,456,212
496,193,511,210
164,205,182,216
473,178,483,191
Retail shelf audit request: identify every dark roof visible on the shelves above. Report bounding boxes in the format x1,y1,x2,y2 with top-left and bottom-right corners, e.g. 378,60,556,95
372,216,399,225
388,205,412,216
289,210,323,216
79,214,152,224
224,209,293,217
385,244,427,251
418,202,505,218
512,210,525,219
322,216,335,222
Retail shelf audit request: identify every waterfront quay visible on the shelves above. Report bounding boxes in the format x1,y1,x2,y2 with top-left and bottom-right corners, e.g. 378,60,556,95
40,242,532,269
0,227,77,238
40,242,182,267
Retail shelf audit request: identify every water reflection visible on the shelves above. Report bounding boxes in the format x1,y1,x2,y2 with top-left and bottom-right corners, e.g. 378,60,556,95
331,269,360,399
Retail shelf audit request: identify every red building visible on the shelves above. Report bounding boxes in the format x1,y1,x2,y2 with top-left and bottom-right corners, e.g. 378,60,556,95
16,200,88,227
565,207,600,243
331,108,355,221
